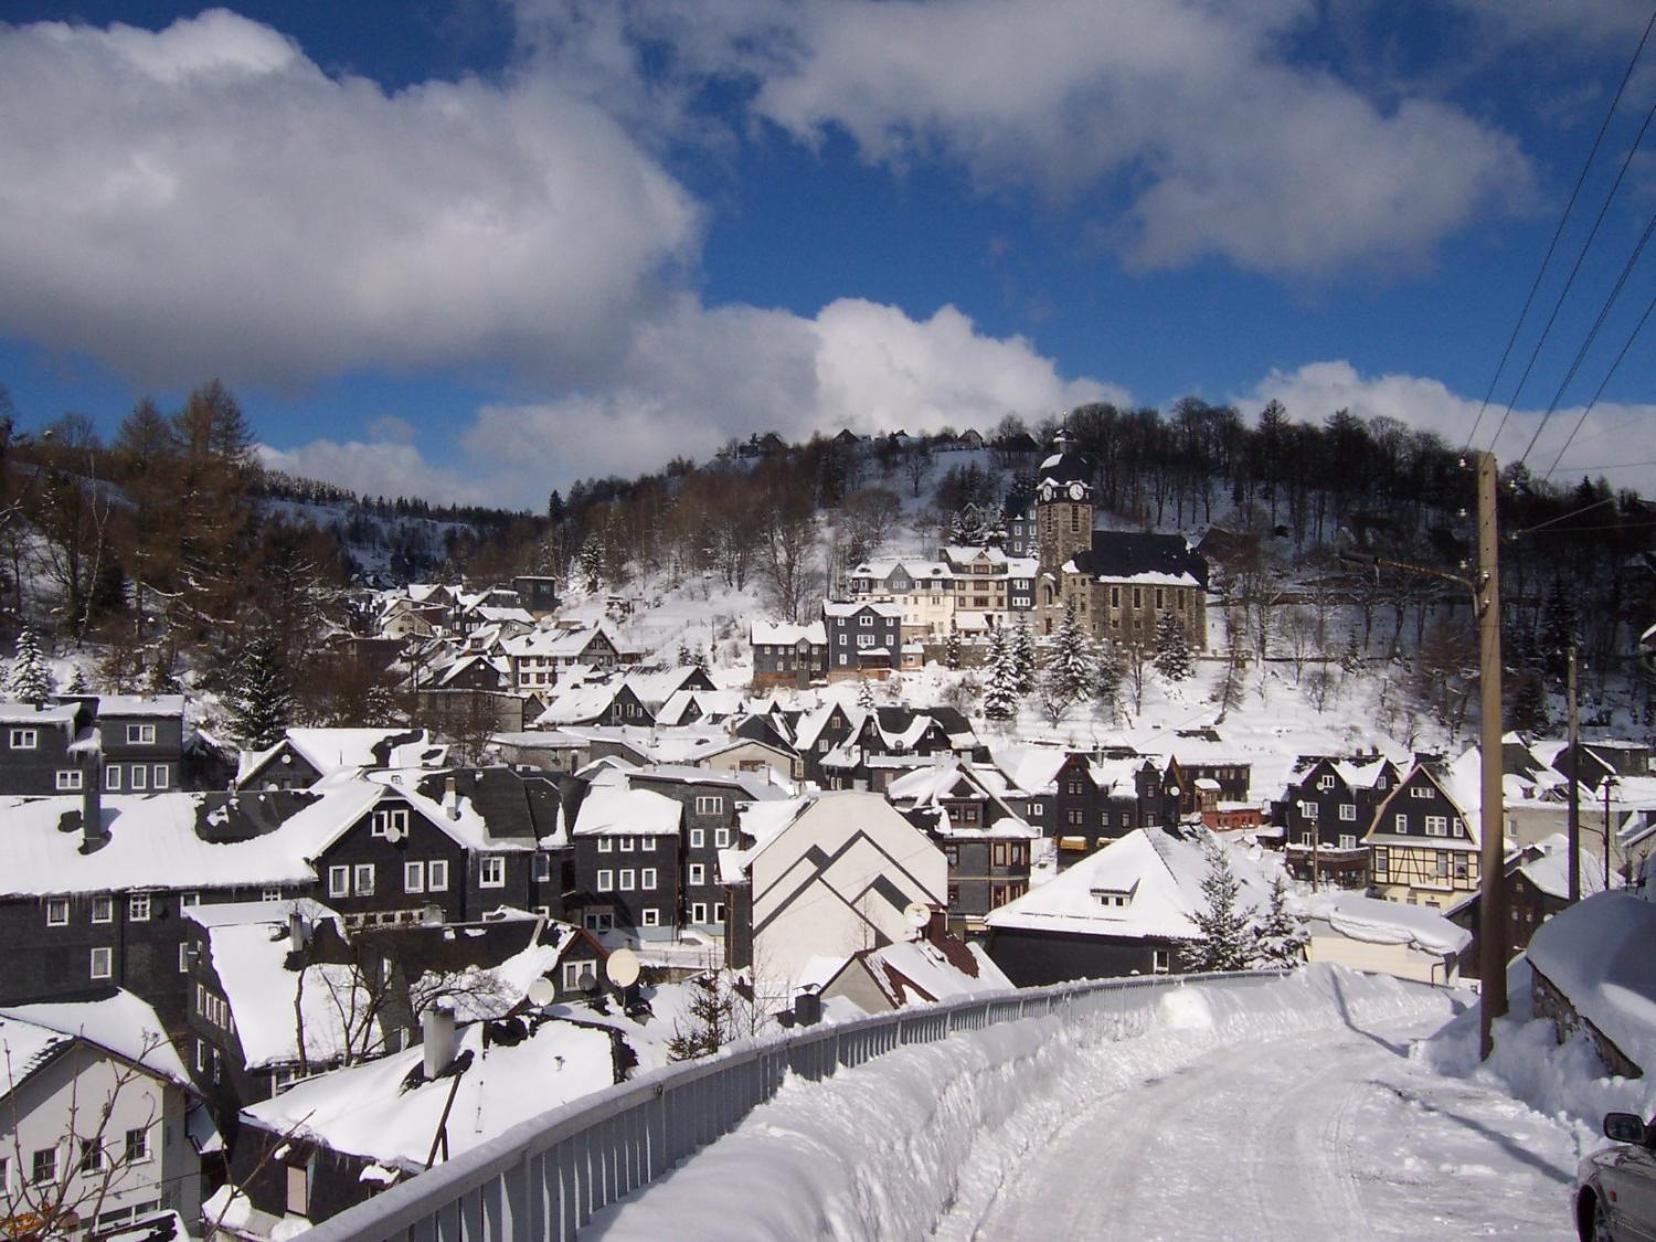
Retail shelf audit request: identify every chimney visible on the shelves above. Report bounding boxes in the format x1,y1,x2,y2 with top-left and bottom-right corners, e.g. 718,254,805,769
793,986,822,1028
423,1001,457,1080
81,764,106,850
443,775,460,821
288,909,307,953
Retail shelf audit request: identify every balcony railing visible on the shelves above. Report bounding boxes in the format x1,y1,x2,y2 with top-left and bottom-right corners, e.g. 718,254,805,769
302,970,1286,1242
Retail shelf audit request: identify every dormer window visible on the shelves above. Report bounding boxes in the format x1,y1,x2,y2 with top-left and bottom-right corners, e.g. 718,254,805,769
1091,886,1135,909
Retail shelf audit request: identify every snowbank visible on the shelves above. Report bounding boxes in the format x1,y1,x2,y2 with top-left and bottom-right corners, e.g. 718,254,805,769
1526,891,1656,1075
590,967,1445,1241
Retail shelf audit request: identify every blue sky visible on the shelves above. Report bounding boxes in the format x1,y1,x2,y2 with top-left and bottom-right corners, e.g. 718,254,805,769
1,0,1653,506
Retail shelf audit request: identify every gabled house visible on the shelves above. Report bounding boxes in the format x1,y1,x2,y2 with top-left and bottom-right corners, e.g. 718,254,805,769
985,826,1271,985
750,620,828,690
0,990,206,1235
1361,752,1482,909
92,696,187,796
994,748,1155,864
566,785,684,940
719,791,947,992
822,601,902,679
0,699,95,797
1278,753,1401,888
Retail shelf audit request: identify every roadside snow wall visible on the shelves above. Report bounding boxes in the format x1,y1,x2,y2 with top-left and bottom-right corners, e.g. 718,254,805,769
591,966,1445,1242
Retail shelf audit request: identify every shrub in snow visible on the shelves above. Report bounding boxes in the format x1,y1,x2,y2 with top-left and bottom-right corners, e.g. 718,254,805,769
1189,839,1255,972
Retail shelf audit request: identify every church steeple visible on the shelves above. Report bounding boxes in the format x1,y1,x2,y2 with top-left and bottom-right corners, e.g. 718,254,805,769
1035,427,1093,577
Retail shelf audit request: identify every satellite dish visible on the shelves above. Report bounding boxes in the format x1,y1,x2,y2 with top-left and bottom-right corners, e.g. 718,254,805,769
526,977,556,1007
384,824,407,844
903,902,931,930
605,948,641,989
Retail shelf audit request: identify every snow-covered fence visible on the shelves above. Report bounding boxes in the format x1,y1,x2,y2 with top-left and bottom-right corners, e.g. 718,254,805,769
303,971,1288,1242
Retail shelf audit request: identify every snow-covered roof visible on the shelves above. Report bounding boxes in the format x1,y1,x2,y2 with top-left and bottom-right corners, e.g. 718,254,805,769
822,600,903,619
1516,833,1609,901
836,938,1012,1010
0,700,80,726
1300,891,1470,957
571,785,683,837
192,900,380,1070
751,619,828,646
0,989,191,1096
986,827,1272,941
242,1015,618,1171
95,694,186,718
1527,892,1656,1074
239,727,446,785
627,764,787,802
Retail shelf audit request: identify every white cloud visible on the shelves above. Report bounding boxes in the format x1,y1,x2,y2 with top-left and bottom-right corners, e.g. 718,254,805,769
0,9,699,387
1248,360,1656,495
268,294,1118,505
516,0,1531,277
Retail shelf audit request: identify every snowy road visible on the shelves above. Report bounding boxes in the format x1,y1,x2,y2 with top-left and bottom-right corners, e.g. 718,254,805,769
589,971,1585,1242
940,1001,1578,1241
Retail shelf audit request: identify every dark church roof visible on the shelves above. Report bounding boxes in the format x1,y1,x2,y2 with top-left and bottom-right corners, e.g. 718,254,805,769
1035,432,1092,488
1071,532,1209,588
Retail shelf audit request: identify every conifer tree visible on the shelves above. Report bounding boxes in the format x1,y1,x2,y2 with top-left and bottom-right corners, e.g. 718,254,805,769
1046,598,1096,707
66,666,89,695
666,973,735,1061
228,632,294,750
1095,639,1123,722
857,678,877,710
982,626,1019,722
1539,579,1578,679
1189,838,1255,972
1011,616,1037,693
1252,875,1308,969
8,626,53,706
577,537,604,596
1153,611,1194,681
146,657,182,697
944,623,961,672
1512,678,1549,735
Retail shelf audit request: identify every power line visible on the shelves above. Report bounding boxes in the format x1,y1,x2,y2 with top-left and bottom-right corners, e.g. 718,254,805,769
1462,5,1656,453
1541,286,1656,479
1487,95,1656,456
1518,205,1656,467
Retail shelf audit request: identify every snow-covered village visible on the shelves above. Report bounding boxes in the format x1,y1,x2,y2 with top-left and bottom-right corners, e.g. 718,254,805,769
3,4,1656,1241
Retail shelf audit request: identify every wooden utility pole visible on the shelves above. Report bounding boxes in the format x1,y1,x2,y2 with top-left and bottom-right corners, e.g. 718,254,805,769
1475,452,1508,1061
1567,644,1581,903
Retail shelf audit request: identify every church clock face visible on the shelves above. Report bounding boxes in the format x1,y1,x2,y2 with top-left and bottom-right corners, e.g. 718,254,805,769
1068,482,1085,500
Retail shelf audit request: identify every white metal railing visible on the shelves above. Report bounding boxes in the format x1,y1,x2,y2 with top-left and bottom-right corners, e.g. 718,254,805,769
301,970,1287,1241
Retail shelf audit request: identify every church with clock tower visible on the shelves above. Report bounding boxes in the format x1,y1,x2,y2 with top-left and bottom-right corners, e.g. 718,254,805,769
1031,428,1209,651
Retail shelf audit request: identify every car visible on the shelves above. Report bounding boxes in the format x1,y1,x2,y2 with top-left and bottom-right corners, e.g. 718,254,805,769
1577,1111,1656,1240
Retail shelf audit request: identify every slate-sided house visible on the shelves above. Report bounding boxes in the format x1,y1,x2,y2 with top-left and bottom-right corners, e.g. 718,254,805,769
750,620,829,690
93,695,186,796
0,990,206,1236
566,785,684,939
822,600,903,679
996,749,1157,865
985,825,1270,986
0,699,94,797
1277,754,1401,888
719,791,948,990
624,767,788,931
1361,755,1482,909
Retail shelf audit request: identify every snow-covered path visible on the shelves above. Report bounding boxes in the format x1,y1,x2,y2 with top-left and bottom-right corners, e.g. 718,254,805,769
943,1005,1576,1240
588,971,1583,1242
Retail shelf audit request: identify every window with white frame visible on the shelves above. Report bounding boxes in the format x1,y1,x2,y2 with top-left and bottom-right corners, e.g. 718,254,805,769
1394,813,1407,833
533,853,551,883
328,866,350,898
1339,803,1356,821
106,765,122,791
371,808,409,838
45,898,68,927
1339,834,1357,850
262,887,282,902
619,836,635,852
55,769,82,791
126,724,156,745
1299,801,1318,819
858,614,873,627
1425,815,1448,836
91,895,112,924
1452,819,1465,837
856,633,875,648
428,859,450,891
597,838,613,853
689,827,705,848
1410,785,1433,799
1317,774,1335,790
715,828,730,847
619,869,635,891
404,861,425,894
152,765,169,790
130,765,147,792
179,942,192,974
641,908,660,927
691,902,708,923
694,795,724,815
129,893,151,922
1152,949,1170,974
641,868,657,888
90,946,112,979
688,863,706,885
9,728,37,750
480,857,506,888
596,869,613,892
714,902,726,922
353,863,375,896
125,1126,151,1163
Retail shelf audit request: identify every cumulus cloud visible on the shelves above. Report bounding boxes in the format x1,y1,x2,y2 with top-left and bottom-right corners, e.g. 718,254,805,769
515,0,1530,277
0,9,698,387
256,438,497,507
1248,360,1656,495
269,295,1118,505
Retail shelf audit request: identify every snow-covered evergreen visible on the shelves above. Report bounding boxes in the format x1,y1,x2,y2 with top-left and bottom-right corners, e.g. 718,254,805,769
1153,611,1194,681
1094,638,1123,720
944,623,961,672
857,678,877,710
982,626,1019,721
1189,839,1255,971
227,633,295,751
1044,599,1096,709
1252,875,1309,968
8,626,53,706
1011,616,1037,694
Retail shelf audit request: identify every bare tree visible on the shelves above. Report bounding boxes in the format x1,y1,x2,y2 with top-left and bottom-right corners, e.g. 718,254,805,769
902,443,933,497
759,502,819,623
